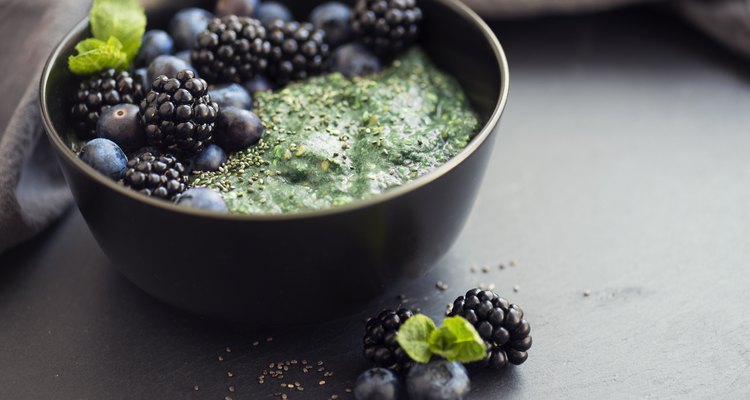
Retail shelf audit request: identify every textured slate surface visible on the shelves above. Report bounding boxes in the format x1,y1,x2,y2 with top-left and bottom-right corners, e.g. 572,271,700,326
2,8,750,400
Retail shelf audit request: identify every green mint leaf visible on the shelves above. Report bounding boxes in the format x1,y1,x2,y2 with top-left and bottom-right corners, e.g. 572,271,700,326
396,314,436,364
68,37,127,75
75,38,108,54
90,0,146,63
428,316,487,363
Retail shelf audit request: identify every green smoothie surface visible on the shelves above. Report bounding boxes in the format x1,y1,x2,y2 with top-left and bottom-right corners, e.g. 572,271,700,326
191,47,479,214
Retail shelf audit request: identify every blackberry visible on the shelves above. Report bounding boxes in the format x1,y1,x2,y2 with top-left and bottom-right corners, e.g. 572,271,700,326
265,20,330,84
350,0,422,55
70,69,144,140
363,308,417,373
448,288,532,369
120,151,187,199
191,15,270,83
139,70,219,156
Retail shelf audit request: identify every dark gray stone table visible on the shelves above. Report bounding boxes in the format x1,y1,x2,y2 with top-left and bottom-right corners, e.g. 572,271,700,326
2,7,750,399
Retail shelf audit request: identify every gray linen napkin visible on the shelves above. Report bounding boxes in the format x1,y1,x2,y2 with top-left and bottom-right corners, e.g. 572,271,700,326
0,0,748,254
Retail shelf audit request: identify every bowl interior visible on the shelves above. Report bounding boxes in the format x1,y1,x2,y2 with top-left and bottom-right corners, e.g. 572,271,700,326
42,0,507,218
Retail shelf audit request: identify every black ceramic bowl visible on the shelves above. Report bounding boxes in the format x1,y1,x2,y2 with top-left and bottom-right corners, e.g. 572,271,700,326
40,0,508,323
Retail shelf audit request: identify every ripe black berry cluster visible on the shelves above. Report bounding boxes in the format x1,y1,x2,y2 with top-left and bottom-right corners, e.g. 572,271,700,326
120,151,187,199
363,308,418,374
448,288,532,369
265,20,331,84
139,70,219,157
350,0,423,55
191,15,271,83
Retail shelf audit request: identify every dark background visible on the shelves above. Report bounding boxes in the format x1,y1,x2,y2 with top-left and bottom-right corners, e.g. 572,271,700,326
2,2,750,399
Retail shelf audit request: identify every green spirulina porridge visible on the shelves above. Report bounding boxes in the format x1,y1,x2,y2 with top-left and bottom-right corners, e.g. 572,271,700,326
191,48,479,214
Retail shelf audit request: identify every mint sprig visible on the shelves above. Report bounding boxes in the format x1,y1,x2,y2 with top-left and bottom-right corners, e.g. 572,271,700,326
68,0,146,75
396,315,486,364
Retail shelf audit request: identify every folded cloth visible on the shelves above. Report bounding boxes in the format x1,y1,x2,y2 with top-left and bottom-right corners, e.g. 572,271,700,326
464,0,750,59
0,0,748,254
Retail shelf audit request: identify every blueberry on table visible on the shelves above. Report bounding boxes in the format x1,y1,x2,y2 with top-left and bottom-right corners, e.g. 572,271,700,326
192,144,227,172
175,188,229,212
135,30,175,68
243,75,273,94
169,8,214,51
96,104,145,152
332,43,381,77
406,361,470,400
353,368,400,400
311,2,353,47
148,55,197,82
209,83,253,110
215,107,265,151
79,138,128,180
215,0,259,17
255,2,292,24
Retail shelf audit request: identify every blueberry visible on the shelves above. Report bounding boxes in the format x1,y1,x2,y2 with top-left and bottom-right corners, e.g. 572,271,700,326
175,50,192,65
406,361,470,400
169,8,213,51
209,83,253,110
242,75,273,94
353,368,399,400
133,68,150,92
96,104,144,152
255,2,292,24
175,188,229,213
148,55,197,82
192,144,228,172
79,138,128,180
310,2,352,47
331,43,381,78
215,107,265,151
215,0,259,17
135,30,175,67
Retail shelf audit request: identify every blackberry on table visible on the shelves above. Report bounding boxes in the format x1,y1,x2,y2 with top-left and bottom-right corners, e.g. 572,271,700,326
120,151,187,199
70,69,144,140
363,308,418,374
448,288,532,369
191,15,271,83
265,20,330,84
139,70,219,157
350,0,422,55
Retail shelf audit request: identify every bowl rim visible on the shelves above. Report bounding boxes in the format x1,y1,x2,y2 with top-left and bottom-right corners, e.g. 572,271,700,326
40,0,509,221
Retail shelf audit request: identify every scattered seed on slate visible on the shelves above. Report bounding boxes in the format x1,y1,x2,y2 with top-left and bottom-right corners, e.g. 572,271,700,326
218,356,225,362
193,385,200,391
583,289,591,297
482,266,490,273
226,347,232,353
253,341,260,346
510,259,518,266
499,263,505,270
470,266,476,273
436,281,448,291
513,285,520,292
267,337,274,342
320,380,326,385
228,372,234,378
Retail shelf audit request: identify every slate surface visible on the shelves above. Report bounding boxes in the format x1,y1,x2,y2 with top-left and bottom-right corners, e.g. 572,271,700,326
2,8,750,400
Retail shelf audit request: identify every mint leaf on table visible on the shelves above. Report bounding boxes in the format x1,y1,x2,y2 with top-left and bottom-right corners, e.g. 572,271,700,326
428,316,487,363
89,0,146,63
68,36,128,75
396,314,436,363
